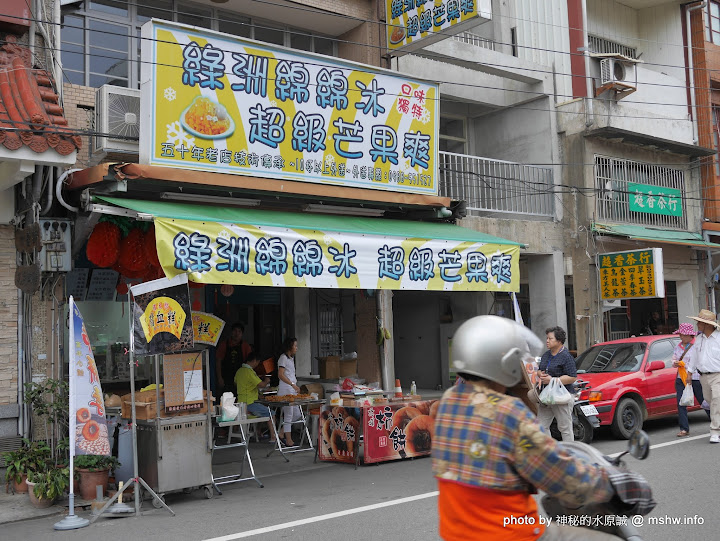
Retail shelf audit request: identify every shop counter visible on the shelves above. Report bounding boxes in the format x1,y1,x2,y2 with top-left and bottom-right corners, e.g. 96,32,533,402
317,398,438,468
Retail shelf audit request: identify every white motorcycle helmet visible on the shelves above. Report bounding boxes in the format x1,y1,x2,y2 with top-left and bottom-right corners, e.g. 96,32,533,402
452,315,544,387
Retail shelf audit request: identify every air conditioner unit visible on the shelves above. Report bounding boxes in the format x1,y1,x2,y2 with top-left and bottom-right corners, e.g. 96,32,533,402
93,85,140,160
591,54,639,99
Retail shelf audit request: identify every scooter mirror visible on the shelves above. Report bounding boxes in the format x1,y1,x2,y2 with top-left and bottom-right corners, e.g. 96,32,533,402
628,430,650,460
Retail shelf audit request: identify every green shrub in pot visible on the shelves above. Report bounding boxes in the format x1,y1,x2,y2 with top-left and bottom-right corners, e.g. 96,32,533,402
27,466,69,502
74,454,119,472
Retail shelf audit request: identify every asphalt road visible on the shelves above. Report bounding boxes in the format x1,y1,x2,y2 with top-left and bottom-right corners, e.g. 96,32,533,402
3,410,716,541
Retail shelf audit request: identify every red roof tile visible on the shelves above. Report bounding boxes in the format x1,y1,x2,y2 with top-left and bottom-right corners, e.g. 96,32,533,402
0,34,81,156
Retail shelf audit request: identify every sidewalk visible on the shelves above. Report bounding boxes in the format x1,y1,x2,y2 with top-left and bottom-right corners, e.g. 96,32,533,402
0,438,334,526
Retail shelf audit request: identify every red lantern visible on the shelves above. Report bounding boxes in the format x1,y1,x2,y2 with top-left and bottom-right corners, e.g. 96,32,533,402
143,226,161,268
119,228,148,273
220,284,234,297
86,222,121,268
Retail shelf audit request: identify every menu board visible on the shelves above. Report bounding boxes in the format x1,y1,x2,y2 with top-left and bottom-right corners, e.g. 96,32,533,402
163,352,204,408
65,268,89,301
86,269,119,301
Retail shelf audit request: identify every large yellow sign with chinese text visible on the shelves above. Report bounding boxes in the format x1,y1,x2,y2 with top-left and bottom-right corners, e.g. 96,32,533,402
599,249,665,300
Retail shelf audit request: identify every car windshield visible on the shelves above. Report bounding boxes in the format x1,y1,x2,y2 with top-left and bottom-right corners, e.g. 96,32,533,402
575,342,647,373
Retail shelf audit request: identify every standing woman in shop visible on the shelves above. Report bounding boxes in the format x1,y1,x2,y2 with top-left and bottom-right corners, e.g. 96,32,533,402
278,337,301,446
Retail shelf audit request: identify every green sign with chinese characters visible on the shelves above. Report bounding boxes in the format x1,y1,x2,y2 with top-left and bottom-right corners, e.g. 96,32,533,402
628,183,682,217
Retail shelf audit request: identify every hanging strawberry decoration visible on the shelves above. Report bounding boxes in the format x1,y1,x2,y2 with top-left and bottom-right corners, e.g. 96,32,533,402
143,225,161,268
118,228,148,274
86,222,121,268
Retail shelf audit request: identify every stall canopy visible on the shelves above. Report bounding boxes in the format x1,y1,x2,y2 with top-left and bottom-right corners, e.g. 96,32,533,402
592,222,720,249
95,196,522,292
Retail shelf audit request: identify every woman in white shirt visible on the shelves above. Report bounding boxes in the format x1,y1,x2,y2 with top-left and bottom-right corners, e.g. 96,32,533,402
278,337,301,446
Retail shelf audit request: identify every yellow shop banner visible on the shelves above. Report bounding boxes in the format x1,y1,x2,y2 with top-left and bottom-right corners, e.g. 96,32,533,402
154,217,519,292
191,312,225,346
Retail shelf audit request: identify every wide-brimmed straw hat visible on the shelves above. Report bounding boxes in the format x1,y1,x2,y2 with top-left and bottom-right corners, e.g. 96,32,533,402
674,323,696,336
687,309,720,328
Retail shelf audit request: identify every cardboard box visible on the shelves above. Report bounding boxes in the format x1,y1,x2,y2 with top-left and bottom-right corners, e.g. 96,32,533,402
318,356,357,379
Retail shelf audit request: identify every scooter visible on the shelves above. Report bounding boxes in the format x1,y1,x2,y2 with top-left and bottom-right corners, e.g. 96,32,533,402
542,430,654,541
550,378,600,443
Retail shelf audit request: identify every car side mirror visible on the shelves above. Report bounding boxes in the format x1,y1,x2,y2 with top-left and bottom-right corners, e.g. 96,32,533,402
645,360,665,372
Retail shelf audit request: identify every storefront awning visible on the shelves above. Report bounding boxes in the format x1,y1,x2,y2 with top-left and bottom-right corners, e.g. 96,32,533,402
592,222,720,249
94,196,523,292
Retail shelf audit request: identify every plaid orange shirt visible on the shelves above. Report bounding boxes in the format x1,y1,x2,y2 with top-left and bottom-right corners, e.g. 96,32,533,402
432,381,613,540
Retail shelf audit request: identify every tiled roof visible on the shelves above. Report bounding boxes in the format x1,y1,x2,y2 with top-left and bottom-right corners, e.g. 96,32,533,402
0,34,81,156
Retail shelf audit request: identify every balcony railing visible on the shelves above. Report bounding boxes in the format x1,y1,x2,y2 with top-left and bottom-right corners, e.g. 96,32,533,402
452,32,496,51
439,151,555,218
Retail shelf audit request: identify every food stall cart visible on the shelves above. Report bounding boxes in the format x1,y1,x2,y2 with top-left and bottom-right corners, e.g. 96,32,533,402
317,397,437,468
122,351,215,505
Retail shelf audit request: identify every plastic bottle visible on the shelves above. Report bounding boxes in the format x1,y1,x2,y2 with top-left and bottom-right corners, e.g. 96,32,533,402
410,381,417,396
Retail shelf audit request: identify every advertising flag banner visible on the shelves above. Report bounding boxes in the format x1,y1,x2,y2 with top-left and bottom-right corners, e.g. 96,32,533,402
130,274,194,355
191,312,225,346
69,297,111,456
154,217,520,292
140,20,439,195
598,248,665,300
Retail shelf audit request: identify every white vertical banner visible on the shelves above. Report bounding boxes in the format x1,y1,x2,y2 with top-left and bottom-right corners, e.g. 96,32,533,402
510,291,524,325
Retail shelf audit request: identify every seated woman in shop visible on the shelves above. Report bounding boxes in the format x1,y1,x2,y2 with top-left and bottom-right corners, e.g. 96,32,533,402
235,352,277,443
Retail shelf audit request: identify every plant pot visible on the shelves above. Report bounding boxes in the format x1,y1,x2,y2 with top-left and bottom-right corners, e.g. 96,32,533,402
12,473,28,494
25,481,56,508
77,468,109,501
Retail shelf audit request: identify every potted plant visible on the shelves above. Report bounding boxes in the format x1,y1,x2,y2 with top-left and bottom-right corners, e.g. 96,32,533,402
2,438,52,494
26,466,69,508
74,454,119,501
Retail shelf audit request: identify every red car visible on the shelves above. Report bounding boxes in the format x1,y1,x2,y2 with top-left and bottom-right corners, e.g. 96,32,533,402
575,334,701,439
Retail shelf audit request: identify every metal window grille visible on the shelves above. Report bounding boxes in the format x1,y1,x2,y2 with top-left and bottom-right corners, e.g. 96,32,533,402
439,151,554,217
588,35,638,59
453,32,496,51
318,303,342,357
594,155,687,229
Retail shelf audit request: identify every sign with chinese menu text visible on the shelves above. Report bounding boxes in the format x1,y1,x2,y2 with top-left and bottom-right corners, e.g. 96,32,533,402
191,311,225,346
599,248,665,300
154,217,520,292
69,297,111,456
318,405,362,464
363,400,436,463
386,0,492,52
140,21,438,195
130,274,194,355
163,352,205,408
628,183,682,217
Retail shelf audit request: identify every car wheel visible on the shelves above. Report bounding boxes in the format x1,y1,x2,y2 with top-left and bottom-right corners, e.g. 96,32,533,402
611,397,643,439
574,416,594,444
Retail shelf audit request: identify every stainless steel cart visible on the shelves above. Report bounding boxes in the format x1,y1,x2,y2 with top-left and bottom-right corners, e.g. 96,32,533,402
137,413,214,504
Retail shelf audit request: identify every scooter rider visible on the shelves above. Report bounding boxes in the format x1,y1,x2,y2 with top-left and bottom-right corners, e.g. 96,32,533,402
433,316,621,541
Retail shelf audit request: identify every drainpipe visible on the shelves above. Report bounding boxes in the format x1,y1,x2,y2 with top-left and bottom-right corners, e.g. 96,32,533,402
687,2,707,145
29,0,35,58
54,0,63,104
581,0,594,126
41,167,55,216
17,291,26,438
705,230,717,312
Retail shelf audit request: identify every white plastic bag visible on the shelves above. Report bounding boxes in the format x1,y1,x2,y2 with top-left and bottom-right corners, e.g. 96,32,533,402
679,384,694,407
220,392,239,421
538,378,573,405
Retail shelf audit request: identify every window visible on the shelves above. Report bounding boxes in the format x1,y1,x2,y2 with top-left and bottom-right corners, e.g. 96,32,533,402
61,0,338,89
706,1,720,44
594,155,687,229
439,115,467,154
576,342,646,373
647,339,677,369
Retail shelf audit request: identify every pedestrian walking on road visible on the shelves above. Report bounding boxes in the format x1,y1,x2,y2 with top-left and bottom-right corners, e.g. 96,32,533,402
672,323,710,437
536,326,577,441
687,309,720,444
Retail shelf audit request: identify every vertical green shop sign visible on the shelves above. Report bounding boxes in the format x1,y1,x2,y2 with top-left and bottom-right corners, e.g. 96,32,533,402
628,183,682,217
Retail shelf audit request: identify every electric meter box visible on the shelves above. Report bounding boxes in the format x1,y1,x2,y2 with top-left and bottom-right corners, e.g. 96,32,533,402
39,219,72,272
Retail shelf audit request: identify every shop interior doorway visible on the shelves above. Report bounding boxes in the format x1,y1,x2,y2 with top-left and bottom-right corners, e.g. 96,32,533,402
604,281,679,340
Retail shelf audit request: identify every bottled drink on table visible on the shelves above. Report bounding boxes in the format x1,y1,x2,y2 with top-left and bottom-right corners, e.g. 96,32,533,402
410,381,417,396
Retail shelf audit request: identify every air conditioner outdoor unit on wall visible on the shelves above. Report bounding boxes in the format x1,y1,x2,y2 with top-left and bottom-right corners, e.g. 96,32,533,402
591,54,639,99
93,85,140,160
